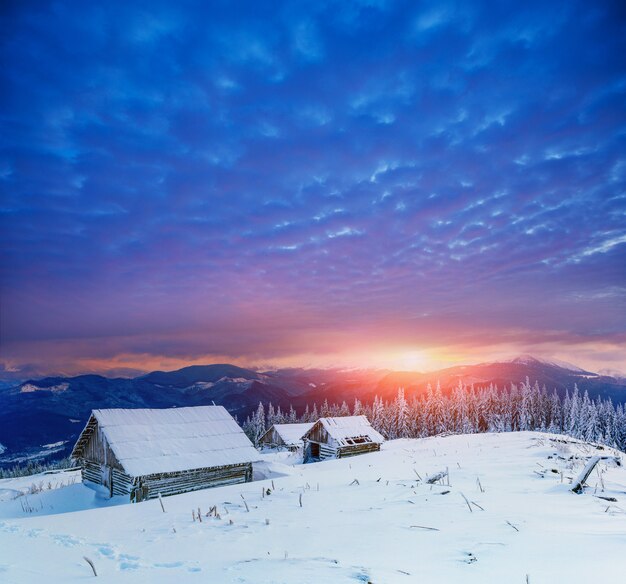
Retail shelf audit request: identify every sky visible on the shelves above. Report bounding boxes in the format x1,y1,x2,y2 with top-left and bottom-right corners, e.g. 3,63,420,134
1,0,625,379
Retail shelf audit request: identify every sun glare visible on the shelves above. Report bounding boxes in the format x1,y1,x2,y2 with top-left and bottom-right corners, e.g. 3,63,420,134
364,349,434,372
398,351,427,371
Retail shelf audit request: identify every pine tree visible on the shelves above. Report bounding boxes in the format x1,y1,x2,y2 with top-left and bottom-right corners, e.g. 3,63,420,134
370,395,384,434
394,388,409,438
267,403,276,427
568,385,581,438
253,402,266,445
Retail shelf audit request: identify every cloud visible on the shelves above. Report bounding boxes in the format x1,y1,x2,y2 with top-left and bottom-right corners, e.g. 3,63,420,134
1,0,625,375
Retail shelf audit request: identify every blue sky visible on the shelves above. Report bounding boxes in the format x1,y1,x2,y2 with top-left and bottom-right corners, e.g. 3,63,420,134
1,0,625,376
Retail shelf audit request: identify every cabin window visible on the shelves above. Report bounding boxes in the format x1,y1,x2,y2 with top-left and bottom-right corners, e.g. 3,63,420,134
344,436,371,445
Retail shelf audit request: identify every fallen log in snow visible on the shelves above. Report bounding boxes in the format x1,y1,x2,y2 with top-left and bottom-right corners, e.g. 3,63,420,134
571,456,601,494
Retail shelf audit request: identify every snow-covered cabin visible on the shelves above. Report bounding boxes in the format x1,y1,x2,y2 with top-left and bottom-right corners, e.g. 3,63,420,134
71,406,258,502
302,416,384,462
258,422,314,451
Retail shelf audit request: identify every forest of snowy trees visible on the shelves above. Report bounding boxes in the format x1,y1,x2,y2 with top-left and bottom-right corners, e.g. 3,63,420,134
243,379,626,453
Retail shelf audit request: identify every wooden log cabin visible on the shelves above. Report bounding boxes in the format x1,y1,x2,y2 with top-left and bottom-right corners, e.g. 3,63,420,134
302,415,384,462
71,406,258,502
258,422,314,451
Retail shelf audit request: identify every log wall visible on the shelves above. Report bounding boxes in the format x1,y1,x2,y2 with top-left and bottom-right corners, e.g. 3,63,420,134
337,442,380,458
111,468,133,496
305,422,332,446
82,459,103,485
259,427,284,447
133,462,253,501
77,419,123,470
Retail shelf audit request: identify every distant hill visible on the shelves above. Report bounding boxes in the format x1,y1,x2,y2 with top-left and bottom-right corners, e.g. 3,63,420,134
370,355,626,402
140,364,261,387
1,356,624,468
289,355,626,408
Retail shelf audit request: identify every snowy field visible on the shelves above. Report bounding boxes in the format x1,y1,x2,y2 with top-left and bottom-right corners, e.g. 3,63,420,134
0,432,624,583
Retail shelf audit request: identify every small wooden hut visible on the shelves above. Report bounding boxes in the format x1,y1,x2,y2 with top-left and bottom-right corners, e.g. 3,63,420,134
302,415,384,462
258,422,314,450
71,406,258,502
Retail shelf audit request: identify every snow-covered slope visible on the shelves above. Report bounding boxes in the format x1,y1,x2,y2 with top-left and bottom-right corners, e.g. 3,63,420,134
0,432,624,583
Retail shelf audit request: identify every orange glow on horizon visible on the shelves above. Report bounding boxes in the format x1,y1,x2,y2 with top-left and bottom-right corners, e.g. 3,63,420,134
63,346,464,376
3,335,624,378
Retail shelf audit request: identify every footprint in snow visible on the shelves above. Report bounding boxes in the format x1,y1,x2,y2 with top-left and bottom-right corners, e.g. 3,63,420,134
51,533,83,547
95,544,115,558
151,560,202,573
118,560,140,571
154,561,184,568
118,555,141,571
352,568,371,581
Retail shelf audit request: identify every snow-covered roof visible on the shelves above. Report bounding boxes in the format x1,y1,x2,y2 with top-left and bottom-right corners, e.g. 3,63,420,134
262,423,314,446
306,416,384,447
74,406,258,477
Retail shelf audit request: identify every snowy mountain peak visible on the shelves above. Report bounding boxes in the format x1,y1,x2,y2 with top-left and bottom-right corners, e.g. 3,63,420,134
499,355,589,374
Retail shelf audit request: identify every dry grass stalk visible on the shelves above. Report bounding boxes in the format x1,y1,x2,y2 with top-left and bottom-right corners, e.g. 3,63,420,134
158,493,165,512
83,556,97,577
460,492,473,513
240,494,250,512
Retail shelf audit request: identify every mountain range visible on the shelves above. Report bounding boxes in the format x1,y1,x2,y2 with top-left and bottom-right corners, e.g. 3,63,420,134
1,356,624,468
